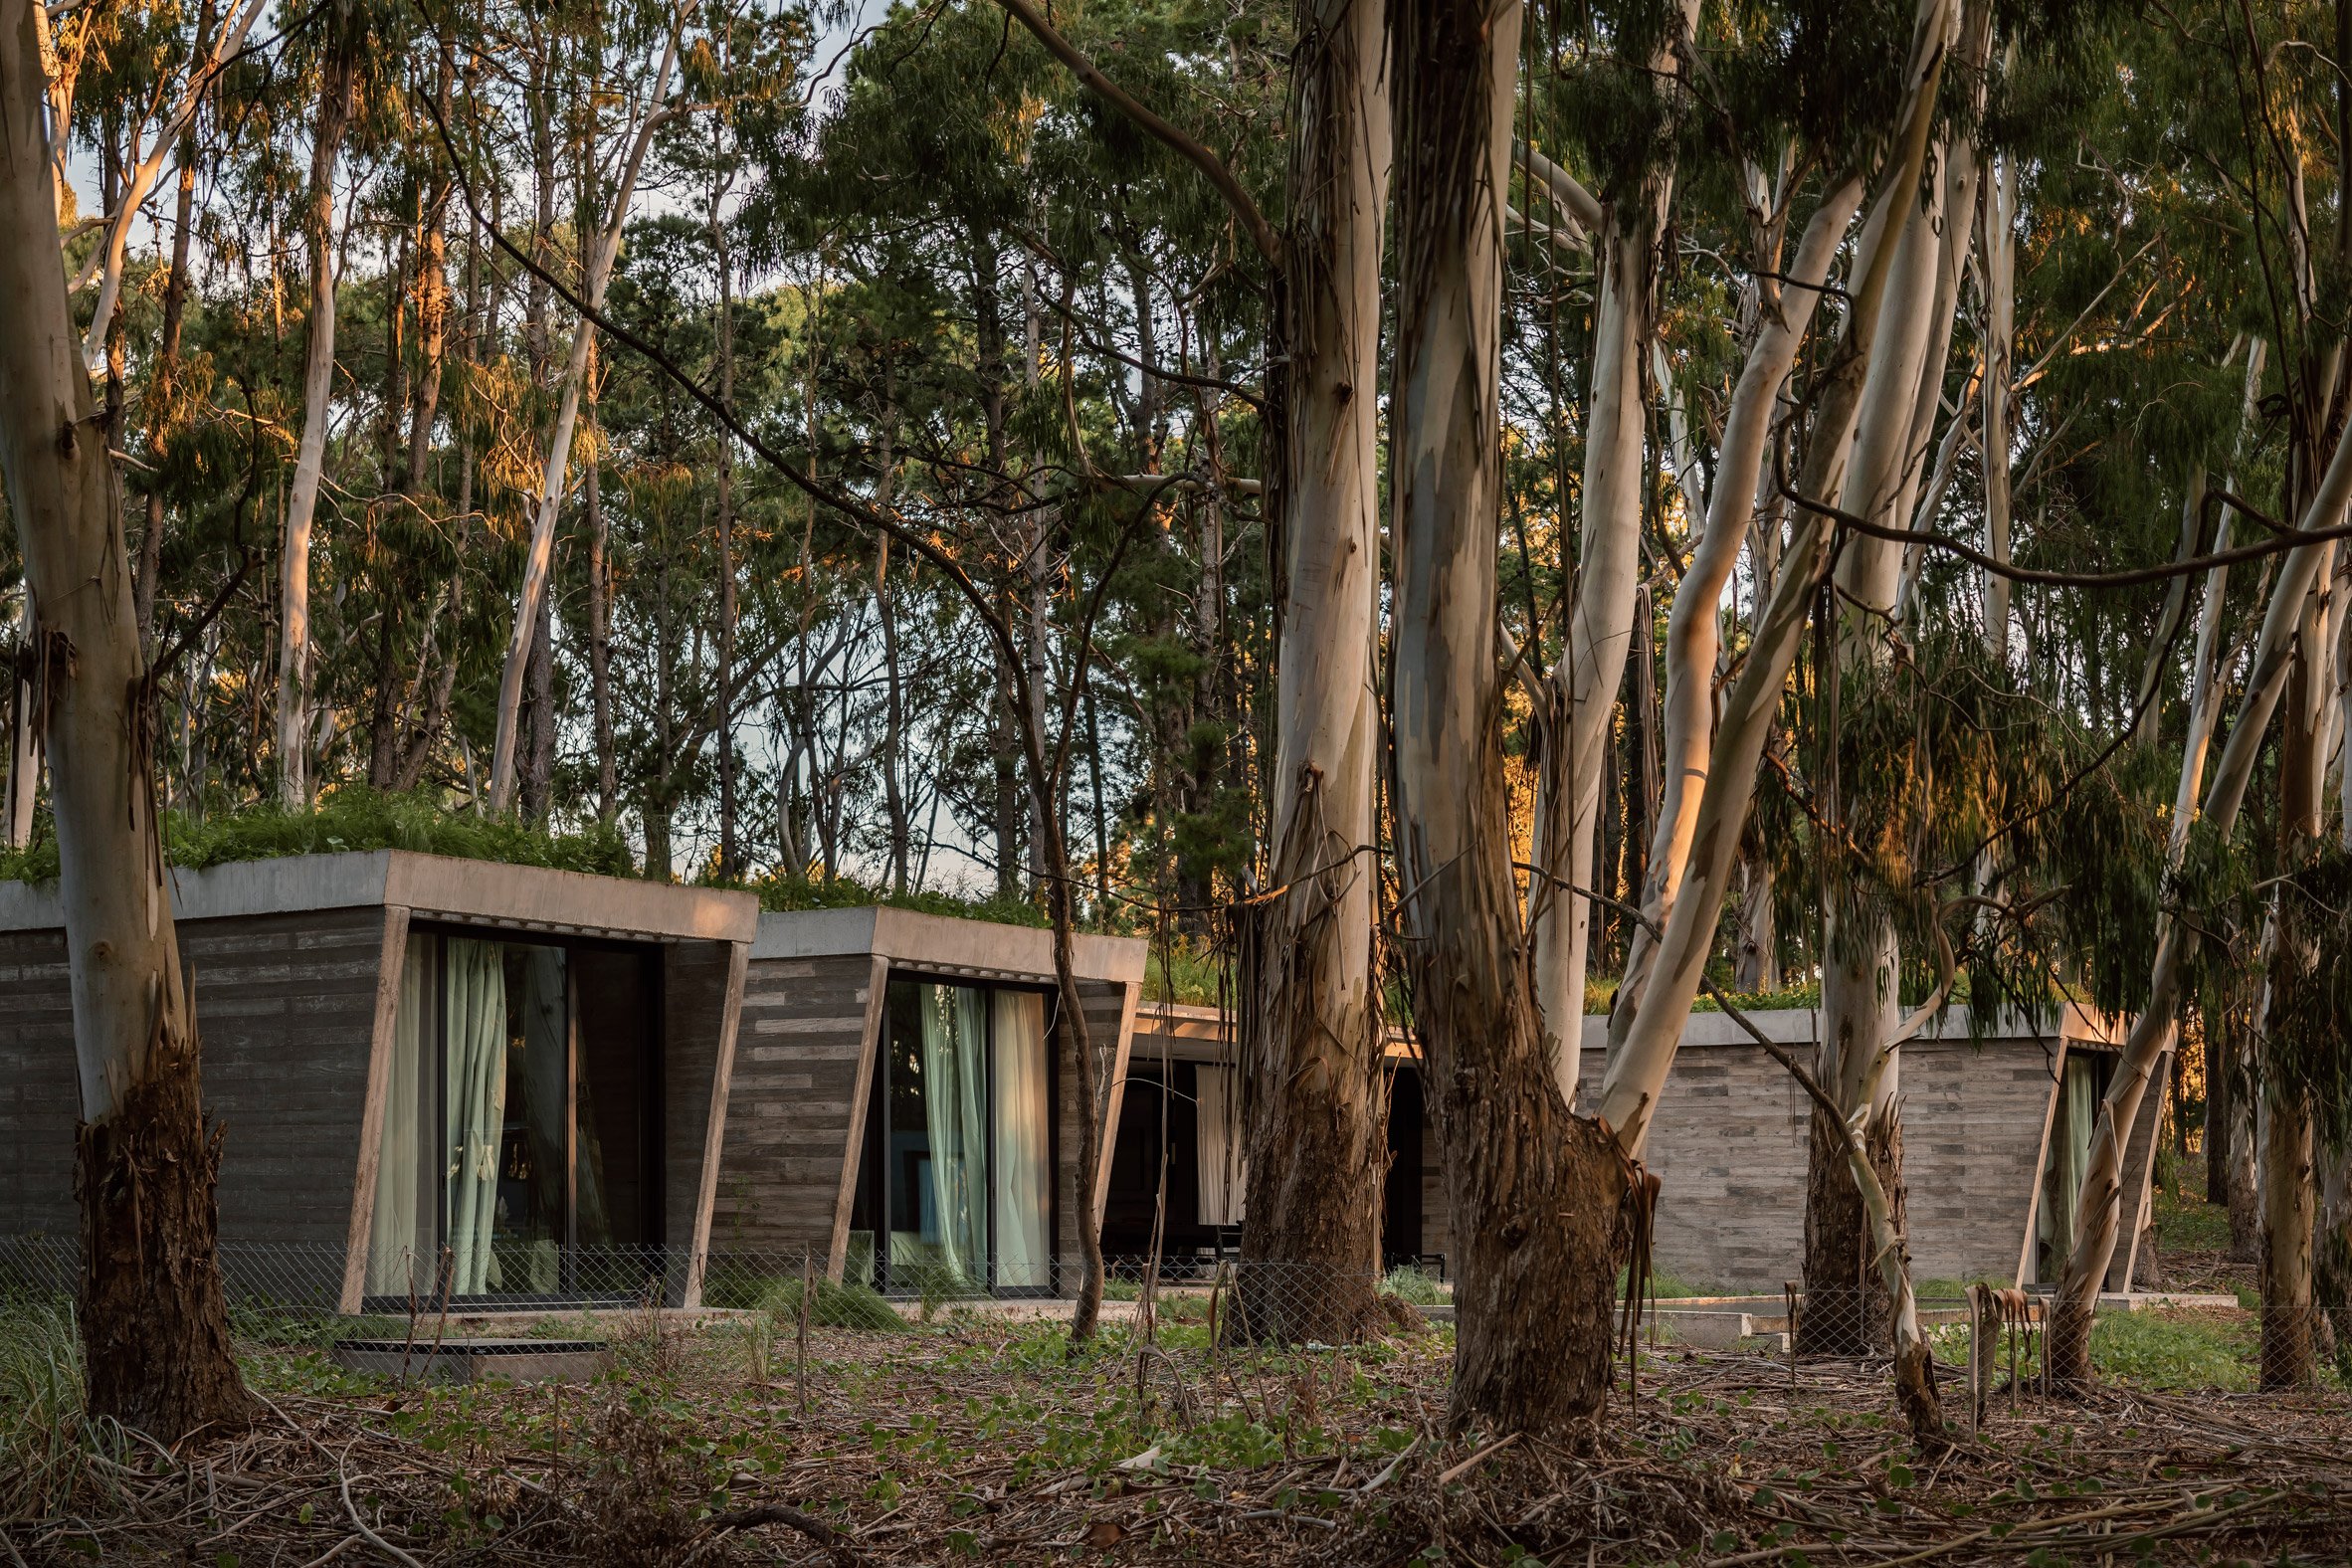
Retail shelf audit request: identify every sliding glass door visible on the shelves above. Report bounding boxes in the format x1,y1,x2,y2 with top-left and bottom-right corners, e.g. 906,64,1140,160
365,928,659,1302
859,977,1055,1295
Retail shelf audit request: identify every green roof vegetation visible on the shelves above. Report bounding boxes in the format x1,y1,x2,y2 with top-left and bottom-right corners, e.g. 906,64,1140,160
739,871,1049,927
0,789,634,887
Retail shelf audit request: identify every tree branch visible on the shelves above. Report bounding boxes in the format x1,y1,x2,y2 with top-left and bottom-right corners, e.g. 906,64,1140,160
1512,139,1602,237
985,0,1278,268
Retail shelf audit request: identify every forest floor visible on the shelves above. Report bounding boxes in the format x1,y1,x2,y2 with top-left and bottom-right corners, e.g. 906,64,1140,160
7,1287,2352,1566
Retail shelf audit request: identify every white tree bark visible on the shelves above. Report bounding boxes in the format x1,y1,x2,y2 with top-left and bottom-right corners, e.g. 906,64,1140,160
1980,149,2018,662
1813,163,1948,1147
0,0,246,1435
276,60,353,806
6,589,37,846
1526,0,1699,1097
72,0,272,373
1612,179,1861,1022
1596,0,1955,1155
1238,0,1391,1334
489,27,685,814
1888,137,1979,619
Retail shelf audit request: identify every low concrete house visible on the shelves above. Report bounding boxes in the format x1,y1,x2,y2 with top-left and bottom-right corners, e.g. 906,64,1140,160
710,907,1148,1297
1110,1002,2163,1293
0,851,757,1311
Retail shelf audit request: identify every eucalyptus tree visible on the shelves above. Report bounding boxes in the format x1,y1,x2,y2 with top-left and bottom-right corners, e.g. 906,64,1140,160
1595,0,1957,1440
2046,0,2352,1388
1519,0,1698,1094
275,1,376,805
488,0,692,817
0,0,250,1439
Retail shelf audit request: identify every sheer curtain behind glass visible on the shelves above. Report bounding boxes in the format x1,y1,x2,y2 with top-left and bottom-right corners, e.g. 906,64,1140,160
1195,1064,1245,1227
2040,1055,2097,1273
917,984,990,1286
365,934,430,1295
992,990,1052,1288
445,938,508,1294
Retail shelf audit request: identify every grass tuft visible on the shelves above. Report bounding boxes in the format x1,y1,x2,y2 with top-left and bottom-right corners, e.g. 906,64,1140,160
754,1276,911,1333
0,1301,131,1522
1380,1264,1452,1305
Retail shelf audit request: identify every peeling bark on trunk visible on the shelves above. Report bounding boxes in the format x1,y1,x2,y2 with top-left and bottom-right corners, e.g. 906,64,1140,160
1390,0,1629,1434
0,0,251,1438
1235,0,1389,1347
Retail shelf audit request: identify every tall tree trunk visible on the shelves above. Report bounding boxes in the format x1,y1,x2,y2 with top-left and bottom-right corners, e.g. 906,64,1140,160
519,591,554,820
0,0,251,1437
1525,9,1696,1090
1614,181,1862,1022
2258,547,2334,1386
2205,1013,2231,1207
712,183,741,878
875,369,910,892
490,29,681,813
1235,0,1389,1345
277,50,355,807
6,590,38,846
1796,126,1956,1358
1597,0,1951,1435
2047,461,2352,1385
585,362,616,823
1975,150,2013,658
136,29,209,660
1390,0,1629,1434
406,42,455,497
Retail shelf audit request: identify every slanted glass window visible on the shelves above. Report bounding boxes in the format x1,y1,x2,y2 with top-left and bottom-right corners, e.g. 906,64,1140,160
856,978,1055,1295
365,929,660,1302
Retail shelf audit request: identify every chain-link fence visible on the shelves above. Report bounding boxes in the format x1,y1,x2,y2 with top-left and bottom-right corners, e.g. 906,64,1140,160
1,1233,2301,1396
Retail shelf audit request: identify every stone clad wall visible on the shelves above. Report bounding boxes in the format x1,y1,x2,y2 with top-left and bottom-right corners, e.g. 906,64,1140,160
0,908,389,1249
1125,1005,2083,1293
1575,1022,2064,1291
713,951,879,1257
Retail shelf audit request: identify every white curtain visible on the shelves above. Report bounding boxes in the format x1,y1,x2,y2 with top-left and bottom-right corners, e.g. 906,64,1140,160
445,938,509,1295
1195,1063,1246,1227
2042,1054,2097,1271
365,934,430,1295
992,990,1052,1289
918,984,989,1286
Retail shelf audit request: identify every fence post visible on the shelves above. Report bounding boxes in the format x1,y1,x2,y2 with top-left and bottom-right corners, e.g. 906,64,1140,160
797,1244,813,1418
1965,1283,1983,1439
1784,1281,1798,1389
